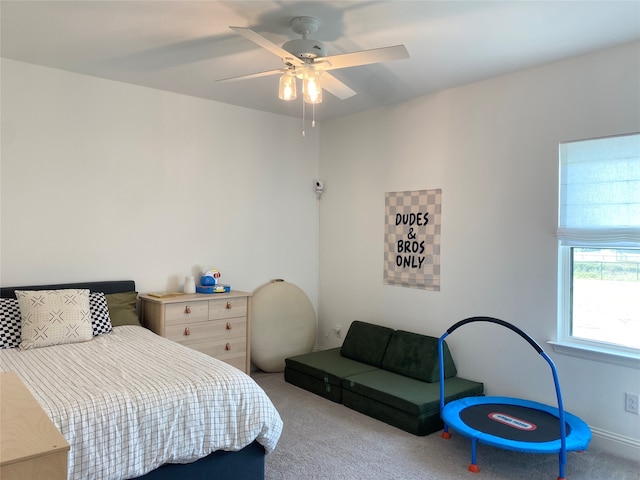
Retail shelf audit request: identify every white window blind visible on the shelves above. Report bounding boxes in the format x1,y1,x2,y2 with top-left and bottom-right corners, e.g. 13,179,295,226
558,133,640,247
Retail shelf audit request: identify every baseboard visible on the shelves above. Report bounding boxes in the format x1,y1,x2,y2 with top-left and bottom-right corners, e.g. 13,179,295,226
589,426,640,461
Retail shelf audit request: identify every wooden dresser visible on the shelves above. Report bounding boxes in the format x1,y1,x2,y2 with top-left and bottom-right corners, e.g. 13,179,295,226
140,291,252,373
0,372,69,480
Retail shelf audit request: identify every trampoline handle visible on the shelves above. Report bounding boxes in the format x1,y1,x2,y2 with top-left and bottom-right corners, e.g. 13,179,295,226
446,316,544,354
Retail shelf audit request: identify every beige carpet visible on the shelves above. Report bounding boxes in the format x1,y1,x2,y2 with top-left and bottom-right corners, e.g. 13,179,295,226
252,371,639,480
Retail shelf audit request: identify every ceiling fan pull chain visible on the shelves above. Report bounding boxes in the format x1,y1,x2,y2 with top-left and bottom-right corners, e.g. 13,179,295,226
302,81,306,137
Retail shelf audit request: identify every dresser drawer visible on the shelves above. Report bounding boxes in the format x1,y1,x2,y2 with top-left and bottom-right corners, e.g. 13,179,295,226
223,355,248,371
165,301,208,324
192,337,247,359
165,317,247,345
209,297,247,319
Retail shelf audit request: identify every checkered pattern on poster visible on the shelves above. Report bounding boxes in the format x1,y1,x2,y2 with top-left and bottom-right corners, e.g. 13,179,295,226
384,189,441,291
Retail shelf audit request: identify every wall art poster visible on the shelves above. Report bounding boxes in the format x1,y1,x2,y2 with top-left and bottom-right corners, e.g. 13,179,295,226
384,189,441,291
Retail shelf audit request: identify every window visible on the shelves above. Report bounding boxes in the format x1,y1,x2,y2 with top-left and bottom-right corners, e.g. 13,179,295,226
557,133,640,360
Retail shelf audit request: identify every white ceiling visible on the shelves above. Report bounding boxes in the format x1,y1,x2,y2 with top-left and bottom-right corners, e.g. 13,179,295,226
2,1,639,121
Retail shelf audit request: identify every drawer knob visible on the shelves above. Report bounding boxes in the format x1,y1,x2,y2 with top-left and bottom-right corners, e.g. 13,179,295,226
226,301,232,309
184,327,190,336
185,306,191,314
225,343,231,351
226,322,232,330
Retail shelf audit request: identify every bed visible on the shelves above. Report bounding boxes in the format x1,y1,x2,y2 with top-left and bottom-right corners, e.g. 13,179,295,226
0,280,282,480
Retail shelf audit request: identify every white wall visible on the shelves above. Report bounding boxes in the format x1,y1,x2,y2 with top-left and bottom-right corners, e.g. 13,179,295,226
318,42,640,459
0,59,320,311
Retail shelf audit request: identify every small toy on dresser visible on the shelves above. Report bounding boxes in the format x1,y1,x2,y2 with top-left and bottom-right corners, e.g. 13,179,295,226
196,268,231,294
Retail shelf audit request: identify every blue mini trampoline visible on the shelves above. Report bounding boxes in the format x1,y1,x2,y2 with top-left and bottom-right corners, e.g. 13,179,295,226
438,317,591,480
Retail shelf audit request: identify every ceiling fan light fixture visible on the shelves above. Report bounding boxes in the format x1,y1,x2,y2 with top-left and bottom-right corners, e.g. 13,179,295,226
278,71,297,100
303,68,322,104
226,16,408,136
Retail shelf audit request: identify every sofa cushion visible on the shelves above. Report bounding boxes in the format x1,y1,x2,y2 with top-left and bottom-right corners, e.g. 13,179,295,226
381,330,457,382
340,321,394,367
285,347,379,387
341,389,446,436
284,367,344,403
342,369,484,417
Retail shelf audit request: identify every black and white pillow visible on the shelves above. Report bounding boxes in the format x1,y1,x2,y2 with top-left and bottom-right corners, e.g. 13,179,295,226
0,298,22,349
89,292,113,336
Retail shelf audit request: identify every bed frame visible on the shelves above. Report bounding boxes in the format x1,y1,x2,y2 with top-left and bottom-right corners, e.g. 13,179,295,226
0,280,266,480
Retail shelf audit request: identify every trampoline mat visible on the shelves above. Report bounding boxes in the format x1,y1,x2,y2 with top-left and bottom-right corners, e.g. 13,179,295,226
459,403,571,443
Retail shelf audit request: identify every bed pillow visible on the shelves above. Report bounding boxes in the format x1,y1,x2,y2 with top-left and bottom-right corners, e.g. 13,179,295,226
16,289,93,349
89,292,113,335
1,292,113,348
105,291,140,326
0,298,22,349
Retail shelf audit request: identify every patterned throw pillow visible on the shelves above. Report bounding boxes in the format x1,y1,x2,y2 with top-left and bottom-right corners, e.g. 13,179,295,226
0,298,22,349
89,292,113,335
16,289,93,350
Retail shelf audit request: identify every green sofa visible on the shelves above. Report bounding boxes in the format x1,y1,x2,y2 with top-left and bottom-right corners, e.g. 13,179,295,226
284,321,484,436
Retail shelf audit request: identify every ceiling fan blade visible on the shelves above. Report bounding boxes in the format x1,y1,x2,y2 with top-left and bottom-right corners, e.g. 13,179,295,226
229,26,304,66
217,68,284,83
319,45,409,71
321,72,357,100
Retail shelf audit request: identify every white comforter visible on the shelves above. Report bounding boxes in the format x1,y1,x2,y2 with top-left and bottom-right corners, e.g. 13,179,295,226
0,325,282,480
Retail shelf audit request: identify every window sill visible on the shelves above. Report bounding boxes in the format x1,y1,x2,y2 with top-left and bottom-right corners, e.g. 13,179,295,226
548,341,640,369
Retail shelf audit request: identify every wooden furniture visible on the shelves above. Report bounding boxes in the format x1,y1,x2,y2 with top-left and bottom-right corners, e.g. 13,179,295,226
0,372,70,480
140,291,252,373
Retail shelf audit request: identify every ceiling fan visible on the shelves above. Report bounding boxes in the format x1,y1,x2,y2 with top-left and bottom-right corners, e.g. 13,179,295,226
217,16,409,103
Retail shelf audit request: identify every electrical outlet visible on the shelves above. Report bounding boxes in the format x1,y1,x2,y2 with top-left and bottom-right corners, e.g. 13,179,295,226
625,392,639,414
